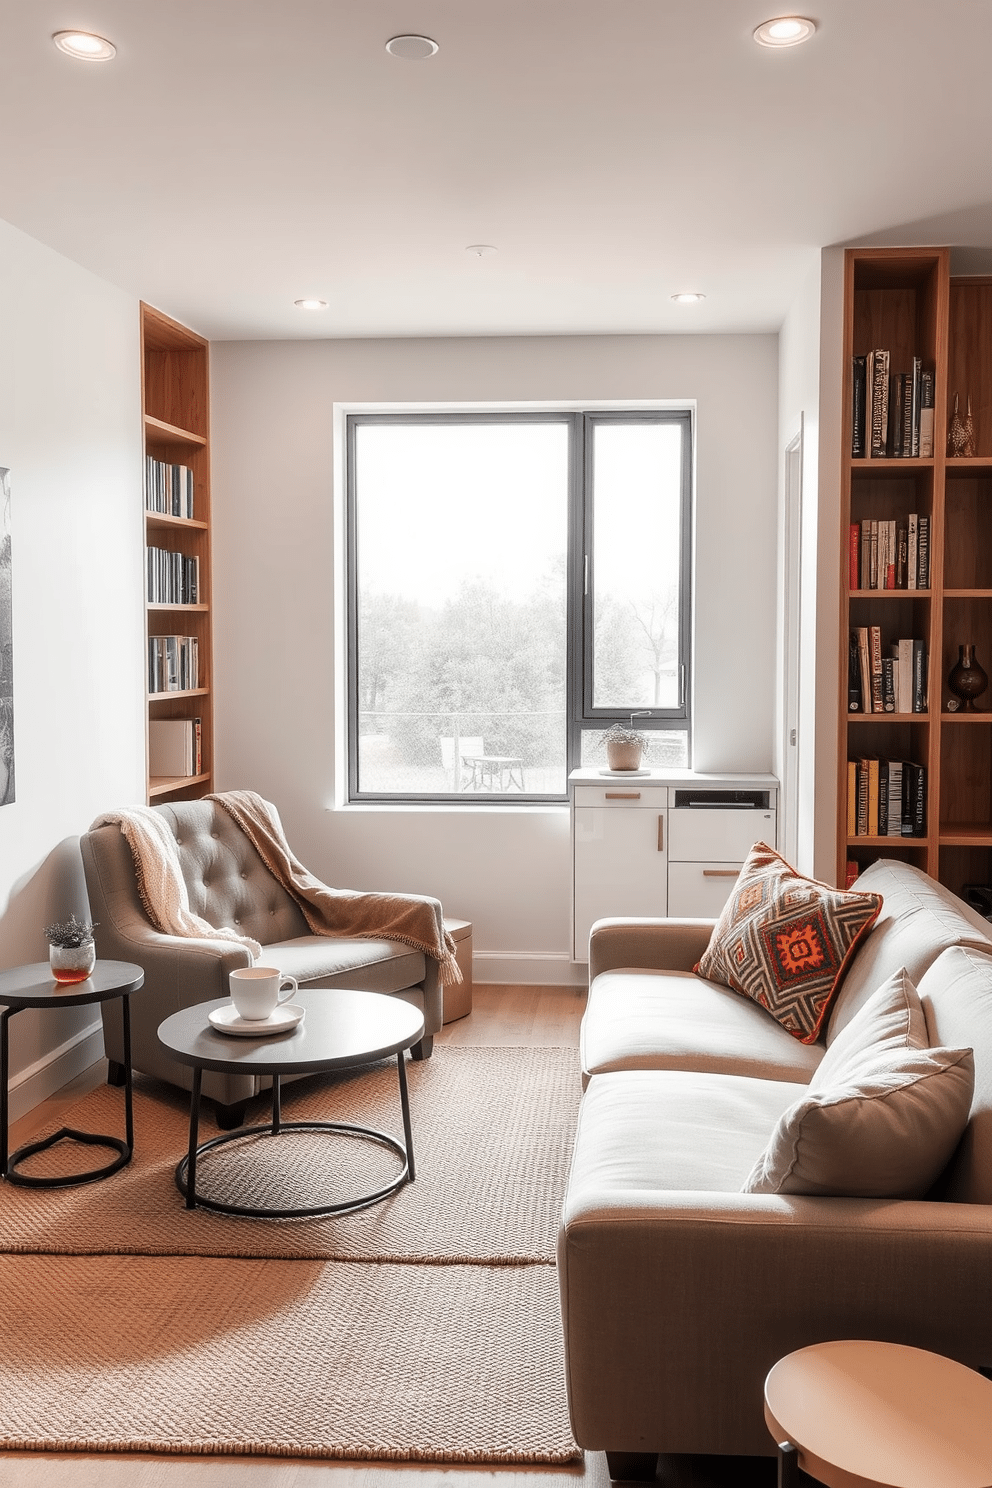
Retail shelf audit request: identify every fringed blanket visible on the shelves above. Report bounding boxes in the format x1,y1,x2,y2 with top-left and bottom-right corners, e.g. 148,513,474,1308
211,790,461,984
91,792,460,984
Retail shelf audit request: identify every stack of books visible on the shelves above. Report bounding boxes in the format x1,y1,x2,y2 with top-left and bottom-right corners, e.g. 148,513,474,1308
847,758,927,838
147,546,200,605
148,635,199,693
851,352,934,459
145,458,194,519
849,628,927,714
848,515,930,590
149,718,202,778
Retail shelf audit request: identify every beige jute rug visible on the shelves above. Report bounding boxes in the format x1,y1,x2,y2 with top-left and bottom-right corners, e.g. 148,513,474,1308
0,1046,582,1463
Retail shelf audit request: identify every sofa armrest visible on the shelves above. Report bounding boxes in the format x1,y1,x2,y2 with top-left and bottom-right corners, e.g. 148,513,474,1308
558,1188,992,1457
588,917,717,980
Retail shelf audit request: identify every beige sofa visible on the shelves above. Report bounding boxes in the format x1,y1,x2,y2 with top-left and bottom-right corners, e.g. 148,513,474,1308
80,800,442,1127
558,859,992,1476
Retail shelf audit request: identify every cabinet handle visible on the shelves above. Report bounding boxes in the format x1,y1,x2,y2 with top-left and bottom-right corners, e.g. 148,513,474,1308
605,792,641,799
703,869,741,877
658,815,664,851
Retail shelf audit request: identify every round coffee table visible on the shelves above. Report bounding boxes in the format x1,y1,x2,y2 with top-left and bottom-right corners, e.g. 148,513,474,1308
156,988,425,1217
0,959,145,1186
765,1340,992,1488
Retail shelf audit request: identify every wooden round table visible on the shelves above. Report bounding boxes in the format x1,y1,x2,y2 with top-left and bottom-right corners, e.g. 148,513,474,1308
765,1340,992,1488
157,988,425,1217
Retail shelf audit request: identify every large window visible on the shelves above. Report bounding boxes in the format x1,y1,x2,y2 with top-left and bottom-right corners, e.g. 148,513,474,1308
346,409,691,802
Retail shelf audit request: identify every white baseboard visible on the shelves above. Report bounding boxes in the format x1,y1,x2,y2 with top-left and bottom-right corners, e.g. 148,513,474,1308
7,1019,105,1126
473,952,587,987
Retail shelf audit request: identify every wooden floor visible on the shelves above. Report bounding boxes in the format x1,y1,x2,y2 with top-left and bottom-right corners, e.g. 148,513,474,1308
0,985,776,1488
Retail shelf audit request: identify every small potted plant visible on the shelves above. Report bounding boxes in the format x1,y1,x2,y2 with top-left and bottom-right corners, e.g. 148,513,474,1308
602,715,651,771
44,913,98,984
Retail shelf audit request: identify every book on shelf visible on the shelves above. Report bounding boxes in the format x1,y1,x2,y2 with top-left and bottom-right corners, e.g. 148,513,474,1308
146,546,200,605
868,350,890,457
849,523,859,591
845,859,860,889
913,637,928,712
148,634,199,693
850,516,926,588
919,368,934,457
881,656,896,711
855,627,872,714
869,625,884,712
910,356,922,458
145,458,194,520
917,514,930,589
852,352,931,459
896,523,908,587
851,356,867,458
848,630,863,711
149,717,200,778
848,757,925,838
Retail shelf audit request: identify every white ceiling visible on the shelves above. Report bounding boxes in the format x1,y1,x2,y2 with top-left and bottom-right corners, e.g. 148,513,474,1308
3,0,992,341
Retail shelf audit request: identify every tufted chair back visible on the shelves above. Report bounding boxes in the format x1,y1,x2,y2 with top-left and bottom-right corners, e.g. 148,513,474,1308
154,800,308,946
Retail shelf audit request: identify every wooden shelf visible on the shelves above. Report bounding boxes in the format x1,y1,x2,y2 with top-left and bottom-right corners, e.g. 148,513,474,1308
941,711,992,722
939,826,992,845
149,772,211,798
141,302,211,807
850,712,931,722
846,836,927,847
146,511,208,533
849,457,934,472
144,413,207,448
849,589,932,599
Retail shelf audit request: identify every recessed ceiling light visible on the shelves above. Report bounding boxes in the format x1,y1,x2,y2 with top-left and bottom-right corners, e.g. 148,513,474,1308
52,29,116,60
466,244,497,257
671,292,705,304
385,34,439,61
294,299,328,311
753,16,816,47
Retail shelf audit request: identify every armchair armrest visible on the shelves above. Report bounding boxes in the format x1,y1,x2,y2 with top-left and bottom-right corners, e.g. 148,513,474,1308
558,1188,992,1457
588,917,716,981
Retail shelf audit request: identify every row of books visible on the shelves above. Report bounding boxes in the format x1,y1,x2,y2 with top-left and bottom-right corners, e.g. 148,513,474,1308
847,758,927,838
148,634,199,694
848,515,930,590
145,458,195,520
147,545,200,605
851,352,934,459
849,628,927,714
149,717,202,777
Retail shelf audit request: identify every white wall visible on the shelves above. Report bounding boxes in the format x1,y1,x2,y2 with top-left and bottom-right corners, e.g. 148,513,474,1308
211,333,779,982
0,218,144,1115
777,254,823,877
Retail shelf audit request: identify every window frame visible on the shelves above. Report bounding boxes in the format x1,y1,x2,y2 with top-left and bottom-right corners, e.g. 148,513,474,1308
346,407,693,805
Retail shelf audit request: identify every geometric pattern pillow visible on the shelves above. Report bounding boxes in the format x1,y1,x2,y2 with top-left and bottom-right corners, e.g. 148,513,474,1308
696,843,883,1045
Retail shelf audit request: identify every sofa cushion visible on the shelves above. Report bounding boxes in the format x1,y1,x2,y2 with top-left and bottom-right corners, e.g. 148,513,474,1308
810,966,926,1092
581,969,823,1086
918,944,992,1203
568,1069,804,1200
743,1044,975,1198
696,843,882,1044
829,859,992,1043
266,935,426,993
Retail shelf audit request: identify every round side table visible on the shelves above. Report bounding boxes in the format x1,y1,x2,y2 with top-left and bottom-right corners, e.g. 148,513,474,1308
0,959,145,1186
765,1340,992,1488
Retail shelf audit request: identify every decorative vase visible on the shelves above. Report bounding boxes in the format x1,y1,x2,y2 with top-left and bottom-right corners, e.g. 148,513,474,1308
948,393,976,458
49,940,96,984
606,738,644,771
948,644,988,712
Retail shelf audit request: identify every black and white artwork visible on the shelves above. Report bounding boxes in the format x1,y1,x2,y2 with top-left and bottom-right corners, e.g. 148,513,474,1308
0,467,12,805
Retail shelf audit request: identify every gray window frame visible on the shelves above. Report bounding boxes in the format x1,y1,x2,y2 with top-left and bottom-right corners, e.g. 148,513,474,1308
346,408,693,804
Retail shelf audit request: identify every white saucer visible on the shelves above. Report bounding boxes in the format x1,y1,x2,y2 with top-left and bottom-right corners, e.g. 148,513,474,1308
208,1002,305,1038
597,768,650,777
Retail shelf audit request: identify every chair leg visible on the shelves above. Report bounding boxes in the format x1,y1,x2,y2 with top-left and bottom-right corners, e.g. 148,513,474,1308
410,1035,434,1061
214,1098,250,1130
107,1059,126,1088
605,1452,657,1482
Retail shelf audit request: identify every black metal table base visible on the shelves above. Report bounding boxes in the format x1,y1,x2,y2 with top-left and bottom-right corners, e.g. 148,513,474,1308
2,992,135,1188
178,1050,416,1217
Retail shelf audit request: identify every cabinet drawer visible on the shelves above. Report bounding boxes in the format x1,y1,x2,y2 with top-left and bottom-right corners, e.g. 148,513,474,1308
573,784,669,809
668,807,775,861
668,861,743,918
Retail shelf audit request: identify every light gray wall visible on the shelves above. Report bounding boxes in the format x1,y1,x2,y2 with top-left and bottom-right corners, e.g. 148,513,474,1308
0,217,144,1113
211,332,779,982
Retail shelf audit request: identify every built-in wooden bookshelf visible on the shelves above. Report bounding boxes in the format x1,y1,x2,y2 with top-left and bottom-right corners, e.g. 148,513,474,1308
839,249,992,912
141,303,212,803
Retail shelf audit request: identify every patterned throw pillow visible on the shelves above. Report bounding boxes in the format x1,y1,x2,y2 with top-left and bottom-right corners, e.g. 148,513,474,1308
696,843,883,1044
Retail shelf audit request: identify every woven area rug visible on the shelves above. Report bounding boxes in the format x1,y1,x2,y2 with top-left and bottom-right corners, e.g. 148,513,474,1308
0,1045,582,1463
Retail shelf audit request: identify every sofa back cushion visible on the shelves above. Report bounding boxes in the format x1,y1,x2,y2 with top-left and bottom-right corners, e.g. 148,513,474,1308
828,860,992,1044
155,801,309,947
919,944,992,1203
810,966,926,1092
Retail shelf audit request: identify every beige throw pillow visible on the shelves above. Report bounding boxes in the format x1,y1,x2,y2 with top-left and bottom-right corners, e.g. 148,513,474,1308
811,966,927,1092
743,1044,975,1198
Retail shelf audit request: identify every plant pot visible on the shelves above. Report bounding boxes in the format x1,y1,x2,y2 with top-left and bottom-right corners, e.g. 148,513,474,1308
606,739,644,771
49,940,96,984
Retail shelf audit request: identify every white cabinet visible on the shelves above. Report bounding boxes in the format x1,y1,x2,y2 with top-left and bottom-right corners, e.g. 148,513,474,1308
570,771,777,960
572,784,668,959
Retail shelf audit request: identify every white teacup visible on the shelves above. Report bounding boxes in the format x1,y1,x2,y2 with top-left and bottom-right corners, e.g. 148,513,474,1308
229,966,298,1021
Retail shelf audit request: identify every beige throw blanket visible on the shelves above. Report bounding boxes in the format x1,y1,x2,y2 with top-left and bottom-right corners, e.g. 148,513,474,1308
211,790,461,984
90,805,263,960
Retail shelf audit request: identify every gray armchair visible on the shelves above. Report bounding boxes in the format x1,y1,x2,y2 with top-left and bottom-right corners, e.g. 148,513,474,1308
80,799,441,1126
